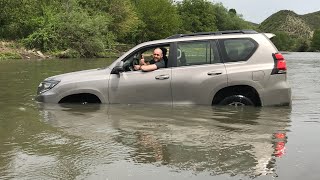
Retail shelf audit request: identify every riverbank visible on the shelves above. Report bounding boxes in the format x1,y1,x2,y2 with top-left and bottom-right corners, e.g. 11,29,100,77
0,41,49,60
0,40,129,60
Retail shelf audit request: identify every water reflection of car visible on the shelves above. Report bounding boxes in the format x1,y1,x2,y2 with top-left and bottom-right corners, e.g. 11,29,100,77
39,104,290,177
36,30,291,106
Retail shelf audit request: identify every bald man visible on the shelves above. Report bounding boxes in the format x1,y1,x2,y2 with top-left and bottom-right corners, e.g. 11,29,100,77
134,48,166,71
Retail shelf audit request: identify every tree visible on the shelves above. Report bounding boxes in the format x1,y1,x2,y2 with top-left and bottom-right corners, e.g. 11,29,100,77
108,0,141,43
23,0,115,57
212,3,254,31
310,29,320,51
271,32,294,51
133,0,181,42
176,1,253,33
294,38,309,52
229,8,237,15
177,0,217,33
0,0,258,57
0,0,42,39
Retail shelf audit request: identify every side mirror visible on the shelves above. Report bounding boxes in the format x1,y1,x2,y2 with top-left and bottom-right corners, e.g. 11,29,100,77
111,66,124,74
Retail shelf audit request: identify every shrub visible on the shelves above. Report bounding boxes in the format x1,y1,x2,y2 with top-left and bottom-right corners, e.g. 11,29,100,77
310,29,320,51
23,1,115,58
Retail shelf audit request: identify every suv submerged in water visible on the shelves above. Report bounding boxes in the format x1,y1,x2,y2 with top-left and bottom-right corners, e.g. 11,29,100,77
36,30,291,106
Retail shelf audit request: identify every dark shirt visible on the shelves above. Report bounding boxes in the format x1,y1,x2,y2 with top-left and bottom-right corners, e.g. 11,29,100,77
149,58,165,69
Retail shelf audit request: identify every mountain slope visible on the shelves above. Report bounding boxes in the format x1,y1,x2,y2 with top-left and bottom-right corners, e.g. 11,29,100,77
259,10,313,39
302,11,320,30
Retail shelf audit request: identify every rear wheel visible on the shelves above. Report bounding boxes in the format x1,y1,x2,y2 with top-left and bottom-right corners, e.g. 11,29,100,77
219,95,254,106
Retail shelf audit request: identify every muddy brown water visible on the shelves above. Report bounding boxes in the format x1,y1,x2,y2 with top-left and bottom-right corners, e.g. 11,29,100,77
0,52,320,180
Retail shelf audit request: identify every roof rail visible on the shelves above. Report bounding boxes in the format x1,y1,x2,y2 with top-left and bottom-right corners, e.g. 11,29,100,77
166,30,258,39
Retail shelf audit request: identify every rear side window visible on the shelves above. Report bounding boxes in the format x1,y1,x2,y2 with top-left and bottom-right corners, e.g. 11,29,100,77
219,38,258,62
176,40,220,67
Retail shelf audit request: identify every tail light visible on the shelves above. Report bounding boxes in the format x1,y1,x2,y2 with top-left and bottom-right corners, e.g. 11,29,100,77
271,53,287,74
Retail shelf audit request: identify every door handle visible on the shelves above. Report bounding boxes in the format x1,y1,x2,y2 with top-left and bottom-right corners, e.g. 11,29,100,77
155,74,170,80
207,71,223,76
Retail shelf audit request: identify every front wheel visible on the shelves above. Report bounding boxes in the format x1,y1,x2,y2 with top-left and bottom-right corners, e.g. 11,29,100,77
219,95,254,106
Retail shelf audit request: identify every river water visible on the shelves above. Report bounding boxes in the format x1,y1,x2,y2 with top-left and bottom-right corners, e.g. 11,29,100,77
0,52,319,180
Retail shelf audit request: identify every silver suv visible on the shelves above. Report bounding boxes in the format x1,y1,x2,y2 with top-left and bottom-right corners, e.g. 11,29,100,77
36,30,291,106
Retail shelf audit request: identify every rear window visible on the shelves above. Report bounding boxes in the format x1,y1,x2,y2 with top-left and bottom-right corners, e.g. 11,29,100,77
219,38,258,62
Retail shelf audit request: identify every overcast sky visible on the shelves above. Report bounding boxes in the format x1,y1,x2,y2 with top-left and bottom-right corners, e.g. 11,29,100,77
212,0,320,23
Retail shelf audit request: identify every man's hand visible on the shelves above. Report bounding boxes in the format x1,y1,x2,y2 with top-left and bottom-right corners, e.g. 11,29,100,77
140,54,147,65
134,65,141,70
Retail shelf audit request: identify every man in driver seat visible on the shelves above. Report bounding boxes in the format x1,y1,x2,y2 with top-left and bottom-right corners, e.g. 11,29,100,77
134,48,165,71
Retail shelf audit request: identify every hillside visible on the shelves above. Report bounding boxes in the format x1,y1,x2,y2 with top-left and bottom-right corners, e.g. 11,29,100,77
259,10,314,39
302,11,320,30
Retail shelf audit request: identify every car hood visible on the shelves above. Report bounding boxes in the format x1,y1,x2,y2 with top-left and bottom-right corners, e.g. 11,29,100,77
45,67,111,82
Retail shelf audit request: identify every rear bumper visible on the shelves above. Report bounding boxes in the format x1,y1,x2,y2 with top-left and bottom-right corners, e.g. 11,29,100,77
260,86,291,106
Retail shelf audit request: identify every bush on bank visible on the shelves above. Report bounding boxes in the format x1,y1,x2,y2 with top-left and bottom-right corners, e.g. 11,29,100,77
21,1,115,58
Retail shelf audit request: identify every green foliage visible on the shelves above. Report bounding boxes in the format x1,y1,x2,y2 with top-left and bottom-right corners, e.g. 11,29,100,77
294,38,310,52
0,0,41,39
22,7,60,52
271,32,294,51
108,0,141,43
77,0,109,13
56,8,114,57
177,0,217,33
271,32,312,52
302,11,320,30
311,29,320,51
213,3,255,31
258,10,320,51
259,10,297,34
77,0,141,43
23,0,115,57
176,1,254,33
133,0,181,42
1,0,257,57
229,9,237,15
0,52,21,60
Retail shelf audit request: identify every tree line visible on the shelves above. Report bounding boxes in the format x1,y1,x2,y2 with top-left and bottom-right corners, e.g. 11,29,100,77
270,30,320,52
0,0,255,57
1,0,319,58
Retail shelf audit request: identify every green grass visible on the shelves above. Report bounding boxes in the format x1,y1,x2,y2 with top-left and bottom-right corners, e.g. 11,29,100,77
0,52,22,60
